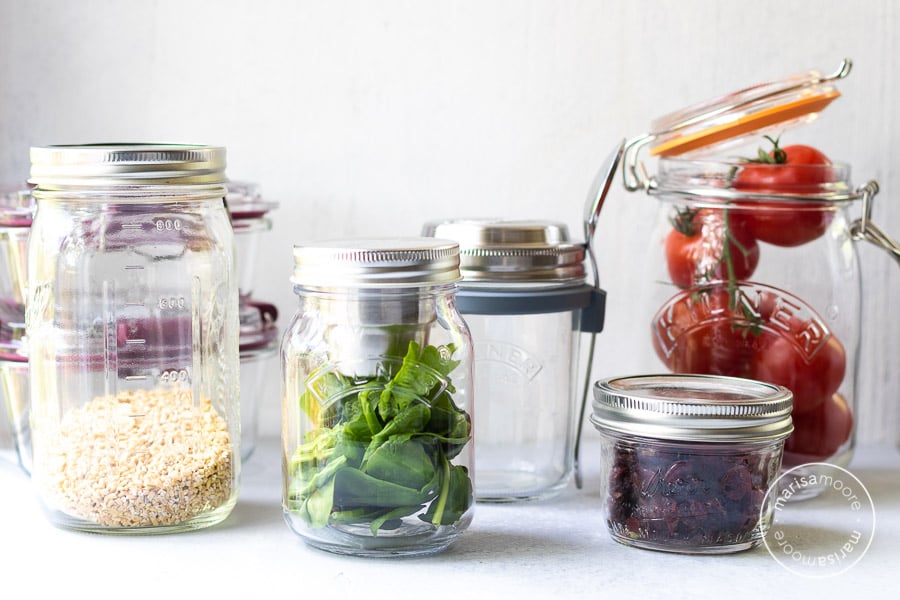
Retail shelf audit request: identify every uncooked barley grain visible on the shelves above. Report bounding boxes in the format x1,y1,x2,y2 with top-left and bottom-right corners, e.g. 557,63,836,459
41,388,233,527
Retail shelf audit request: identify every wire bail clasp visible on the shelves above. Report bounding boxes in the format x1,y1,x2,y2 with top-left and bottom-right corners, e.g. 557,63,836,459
849,181,900,268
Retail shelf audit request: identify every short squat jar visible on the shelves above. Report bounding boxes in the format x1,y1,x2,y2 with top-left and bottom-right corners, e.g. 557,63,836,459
27,144,240,534
281,237,475,557
592,374,793,554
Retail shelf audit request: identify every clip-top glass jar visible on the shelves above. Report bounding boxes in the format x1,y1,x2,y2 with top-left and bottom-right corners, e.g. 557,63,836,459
27,144,240,533
422,219,605,502
622,59,899,499
282,237,474,557
592,373,793,554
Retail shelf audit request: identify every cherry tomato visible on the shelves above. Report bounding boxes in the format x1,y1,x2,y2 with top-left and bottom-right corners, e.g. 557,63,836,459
664,209,760,288
750,331,847,415
653,286,755,376
783,393,853,464
669,319,755,378
733,139,835,247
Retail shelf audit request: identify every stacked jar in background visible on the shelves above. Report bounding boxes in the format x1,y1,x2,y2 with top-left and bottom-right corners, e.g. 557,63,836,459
0,184,32,473
226,180,280,460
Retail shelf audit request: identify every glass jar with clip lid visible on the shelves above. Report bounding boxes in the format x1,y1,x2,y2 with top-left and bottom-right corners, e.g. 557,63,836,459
621,59,900,500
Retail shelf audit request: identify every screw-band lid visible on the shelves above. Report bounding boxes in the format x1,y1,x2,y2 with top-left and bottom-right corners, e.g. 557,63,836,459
421,219,585,283
592,373,794,442
29,144,227,188
292,237,461,289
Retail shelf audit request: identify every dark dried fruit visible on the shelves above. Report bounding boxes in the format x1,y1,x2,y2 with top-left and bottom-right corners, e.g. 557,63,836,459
604,442,780,551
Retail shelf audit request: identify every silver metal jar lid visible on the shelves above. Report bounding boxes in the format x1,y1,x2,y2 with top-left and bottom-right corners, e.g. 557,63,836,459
29,144,227,188
591,373,793,442
292,237,461,289
421,218,585,283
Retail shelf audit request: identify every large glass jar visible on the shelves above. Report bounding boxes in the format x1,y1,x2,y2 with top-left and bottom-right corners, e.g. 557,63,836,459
282,237,475,557
26,144,240,533
622,59,899,499
422,219,605,502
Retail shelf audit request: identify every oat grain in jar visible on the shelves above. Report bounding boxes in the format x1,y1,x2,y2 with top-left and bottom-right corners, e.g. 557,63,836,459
27,144,240,533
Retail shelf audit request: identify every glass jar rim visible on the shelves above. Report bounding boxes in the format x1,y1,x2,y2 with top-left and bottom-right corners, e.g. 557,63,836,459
651,157,859,204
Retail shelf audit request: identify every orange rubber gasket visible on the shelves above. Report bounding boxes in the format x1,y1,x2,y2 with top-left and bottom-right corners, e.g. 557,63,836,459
649,90,841,157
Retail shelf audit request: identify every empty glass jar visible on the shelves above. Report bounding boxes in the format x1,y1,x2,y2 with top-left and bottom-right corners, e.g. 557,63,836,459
27,144,241,533
422,219,605,502
282,237,474,557
226,180,280,461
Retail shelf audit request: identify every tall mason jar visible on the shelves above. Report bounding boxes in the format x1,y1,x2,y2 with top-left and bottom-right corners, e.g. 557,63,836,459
27,144,240,533
622,60,899,499
282,237,475,557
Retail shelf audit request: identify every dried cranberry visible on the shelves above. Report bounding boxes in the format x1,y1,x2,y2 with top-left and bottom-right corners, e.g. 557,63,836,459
719,465,752,501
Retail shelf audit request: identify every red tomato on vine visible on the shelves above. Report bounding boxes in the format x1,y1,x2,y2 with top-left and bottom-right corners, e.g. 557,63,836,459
732,137,836,247
664,208,760,288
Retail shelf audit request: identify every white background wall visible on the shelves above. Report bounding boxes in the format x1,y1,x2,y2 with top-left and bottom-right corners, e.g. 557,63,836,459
1,0,897,444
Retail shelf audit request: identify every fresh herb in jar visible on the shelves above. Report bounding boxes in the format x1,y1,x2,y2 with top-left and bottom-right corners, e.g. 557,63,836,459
287,340,473,535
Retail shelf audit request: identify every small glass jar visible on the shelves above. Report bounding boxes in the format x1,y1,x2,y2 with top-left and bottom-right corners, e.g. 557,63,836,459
622,59,899,499
281,237,475,557
592,373,794,554
27,144,240,533
422,219,605,502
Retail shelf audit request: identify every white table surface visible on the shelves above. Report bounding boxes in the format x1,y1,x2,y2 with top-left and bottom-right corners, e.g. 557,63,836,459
2,432,896,599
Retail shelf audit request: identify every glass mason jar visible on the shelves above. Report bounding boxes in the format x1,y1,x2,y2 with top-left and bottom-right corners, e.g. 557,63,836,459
592,373,794,554
238,299,279,460
26,144,241,533
225,179,278,303
622,59,899,500
0,184,32,473
282,237,475,557
422,219,605,502
226,180,280,461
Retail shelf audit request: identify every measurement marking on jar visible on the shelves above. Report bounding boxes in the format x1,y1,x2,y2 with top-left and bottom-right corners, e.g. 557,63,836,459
158,296,186,310
125,302,144,307
125,338,146,345
124,265,145,271
155,219,182,231
121,223,143,230
124,375,148,381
